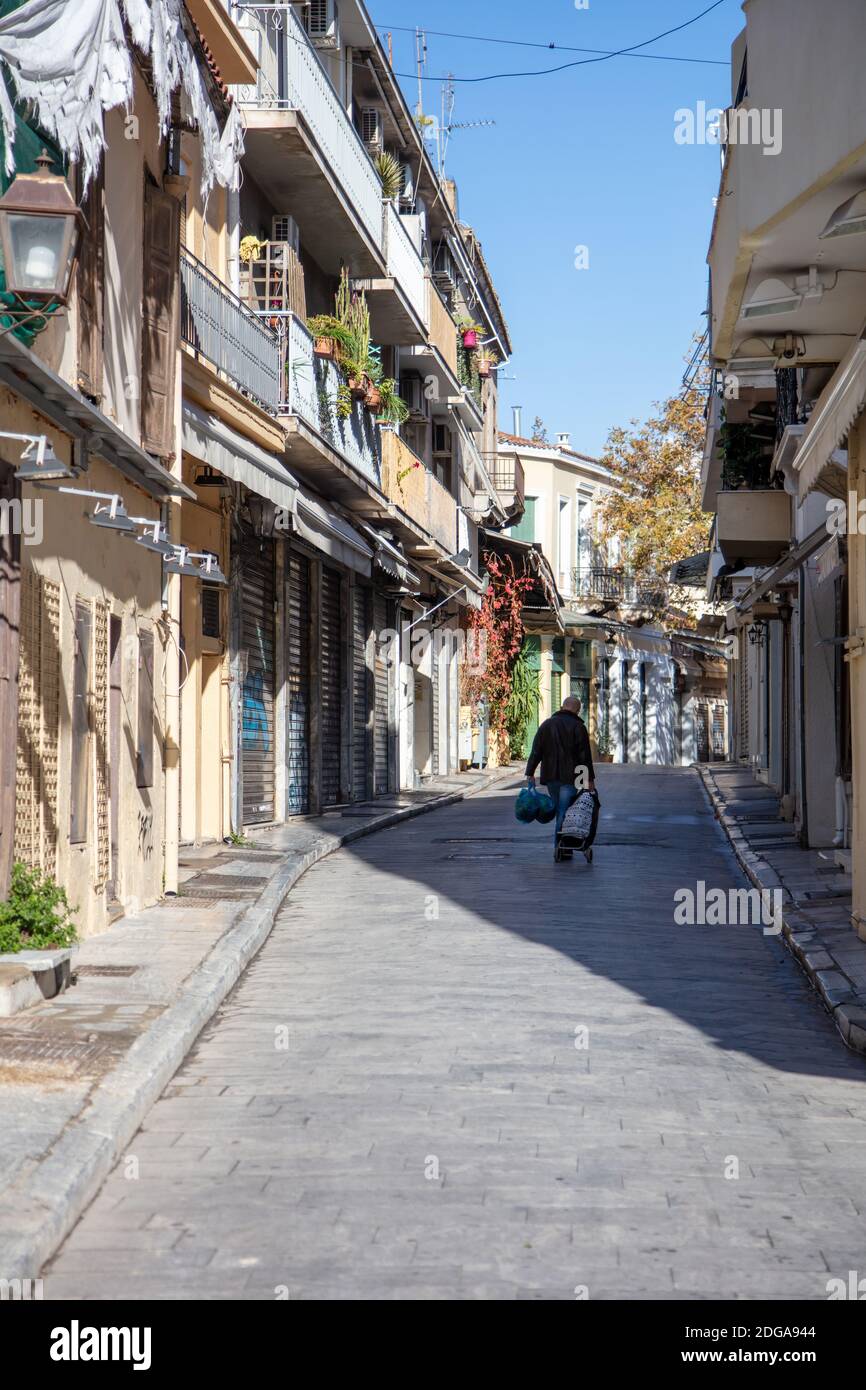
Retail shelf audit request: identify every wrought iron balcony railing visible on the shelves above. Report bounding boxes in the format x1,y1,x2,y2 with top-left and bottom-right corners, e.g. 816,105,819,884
180,248,282,412
572,566,667,609
489,455,525,507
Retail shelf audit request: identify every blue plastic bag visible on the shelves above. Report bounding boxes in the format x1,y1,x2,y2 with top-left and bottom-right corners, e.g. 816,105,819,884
515,786,556,824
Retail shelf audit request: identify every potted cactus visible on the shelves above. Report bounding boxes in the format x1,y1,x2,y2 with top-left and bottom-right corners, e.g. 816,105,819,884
307,314,349,362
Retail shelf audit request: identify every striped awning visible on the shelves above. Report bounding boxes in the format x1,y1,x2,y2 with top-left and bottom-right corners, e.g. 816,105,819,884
792,338,866,501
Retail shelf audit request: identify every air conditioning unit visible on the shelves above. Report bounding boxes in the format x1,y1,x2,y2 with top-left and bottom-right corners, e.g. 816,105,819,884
360,107,383,151
302,0,340,50
398,162,415,210
400,375,429,421
271,215,299,253
432,240,456,294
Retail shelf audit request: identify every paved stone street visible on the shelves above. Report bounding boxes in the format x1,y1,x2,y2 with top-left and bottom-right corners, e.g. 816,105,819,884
44,766,866,1300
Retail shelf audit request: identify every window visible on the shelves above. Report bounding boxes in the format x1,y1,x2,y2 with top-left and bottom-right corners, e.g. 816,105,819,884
136,626,155,789
432,422,452,489
202,584,221,639
70,601,92,843
511,496,536,543
558,496,570,588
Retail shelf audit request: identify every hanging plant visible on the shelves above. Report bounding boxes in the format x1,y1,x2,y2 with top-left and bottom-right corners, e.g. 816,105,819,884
457,316,483,349
476,347,499,379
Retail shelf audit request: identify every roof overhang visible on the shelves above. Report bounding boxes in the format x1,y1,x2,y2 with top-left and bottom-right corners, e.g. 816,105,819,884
0,331,193,500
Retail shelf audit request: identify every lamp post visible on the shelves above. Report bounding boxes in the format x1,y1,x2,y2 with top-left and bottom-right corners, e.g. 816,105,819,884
0,150,87,336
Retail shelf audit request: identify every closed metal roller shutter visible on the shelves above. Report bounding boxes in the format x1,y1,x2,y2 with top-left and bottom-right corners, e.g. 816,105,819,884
286,551,310,815
320,566,342,807
352,585,369,801
739,629,749,759
241,545,275,824
373,592,390,795
431,633,440,775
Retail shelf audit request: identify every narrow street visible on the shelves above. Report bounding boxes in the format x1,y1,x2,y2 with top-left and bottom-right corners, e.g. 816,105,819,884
44,767,866,1301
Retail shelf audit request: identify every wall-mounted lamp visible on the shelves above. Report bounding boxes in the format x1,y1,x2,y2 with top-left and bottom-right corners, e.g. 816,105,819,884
0,431,74,482
604,630,618,659
190,551,228,585
747,622,767,647
0,151,86,303
124,517,175,556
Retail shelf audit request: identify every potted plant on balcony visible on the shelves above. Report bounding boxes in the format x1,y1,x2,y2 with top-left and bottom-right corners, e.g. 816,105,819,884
308,314,350,362
375,377,410,429
594,728,614,763
476,346,499,379
457,317,483,350
374,150,403,202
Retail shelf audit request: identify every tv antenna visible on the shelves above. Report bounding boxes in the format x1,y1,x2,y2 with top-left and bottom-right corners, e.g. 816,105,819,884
438,73,495,176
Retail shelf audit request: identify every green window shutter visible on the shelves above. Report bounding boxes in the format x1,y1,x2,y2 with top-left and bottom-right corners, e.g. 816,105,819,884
551,670,562,712
510,497,536,543
524,634,541,670
551,637,565,674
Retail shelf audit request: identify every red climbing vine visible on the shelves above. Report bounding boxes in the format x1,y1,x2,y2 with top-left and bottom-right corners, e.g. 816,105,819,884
462,550,536,751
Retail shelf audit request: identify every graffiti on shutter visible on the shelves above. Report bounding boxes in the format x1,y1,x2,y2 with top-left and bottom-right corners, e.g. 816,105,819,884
14,571,61,876
320,567,342,807
241,546,276,824
739,630,749,758
286,551,310,815
141,181,179,456
352,585,369,801
93,600,110,890
373,592,390,795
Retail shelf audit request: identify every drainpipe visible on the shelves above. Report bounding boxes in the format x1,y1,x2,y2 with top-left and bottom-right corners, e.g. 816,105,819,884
512,405,522,437
226,185,241,298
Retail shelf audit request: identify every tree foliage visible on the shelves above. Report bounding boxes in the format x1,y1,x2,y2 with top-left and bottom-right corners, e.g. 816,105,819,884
595,385,712,621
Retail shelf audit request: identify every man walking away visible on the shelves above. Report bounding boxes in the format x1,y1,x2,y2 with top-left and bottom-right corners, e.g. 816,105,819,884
525,696,595,858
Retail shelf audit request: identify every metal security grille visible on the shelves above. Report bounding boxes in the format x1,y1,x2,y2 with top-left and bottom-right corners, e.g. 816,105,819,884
320,566,343,807
286,551,310,815
351,585,370,801
373,592,391,796
241,545,276,824
431,634,440,775
201,584,221,639
14,570,60,877
739,629,749,759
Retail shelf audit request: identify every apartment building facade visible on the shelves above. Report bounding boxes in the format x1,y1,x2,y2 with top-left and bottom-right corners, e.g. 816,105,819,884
0,0,513,936
699,0,866,937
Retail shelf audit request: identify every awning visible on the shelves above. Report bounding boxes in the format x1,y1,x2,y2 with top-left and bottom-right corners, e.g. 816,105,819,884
293,489,373,577
792,338,866,501
356,522,420,590
735,523,830,613
0,328,193,500
182,402,297,513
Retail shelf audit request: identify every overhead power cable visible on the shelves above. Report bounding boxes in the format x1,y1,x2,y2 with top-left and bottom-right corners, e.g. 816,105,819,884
376,22,728,68
380,1,730,83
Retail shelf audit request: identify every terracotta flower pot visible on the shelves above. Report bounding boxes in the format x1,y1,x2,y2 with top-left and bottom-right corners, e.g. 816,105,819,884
364,384,382,411
477,361,491,378
596,753,614,763
314,336,337,361
462,329,478,349
347,375,368,401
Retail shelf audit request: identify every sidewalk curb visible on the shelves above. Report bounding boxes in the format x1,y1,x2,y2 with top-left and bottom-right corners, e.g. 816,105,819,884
696,765,866,1058
0,769,517,1279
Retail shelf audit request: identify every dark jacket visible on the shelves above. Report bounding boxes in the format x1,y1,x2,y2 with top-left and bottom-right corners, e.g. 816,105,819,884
525,710,595,786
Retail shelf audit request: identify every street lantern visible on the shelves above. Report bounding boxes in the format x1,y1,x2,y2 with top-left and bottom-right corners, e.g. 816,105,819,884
604,630,618,659
0,151,86,301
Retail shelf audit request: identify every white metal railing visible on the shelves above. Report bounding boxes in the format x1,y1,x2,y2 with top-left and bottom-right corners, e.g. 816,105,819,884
180,249,281,411
283,315,382,488
385,202,428,329
234,4,384,252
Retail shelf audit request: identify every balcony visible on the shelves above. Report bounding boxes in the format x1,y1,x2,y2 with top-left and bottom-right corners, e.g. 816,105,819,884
180,248,281,411
354,202,429,346
381,431,458,554
489,454,526,521
715,489,792,566
281,315,382,498
572,566,668,611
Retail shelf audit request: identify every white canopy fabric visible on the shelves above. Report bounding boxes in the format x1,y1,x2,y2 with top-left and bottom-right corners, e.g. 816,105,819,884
792,338,866,501
182,401,298,514
0,0,244,192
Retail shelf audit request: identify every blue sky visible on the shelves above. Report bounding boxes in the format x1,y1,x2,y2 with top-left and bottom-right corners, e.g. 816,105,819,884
368,0,741,457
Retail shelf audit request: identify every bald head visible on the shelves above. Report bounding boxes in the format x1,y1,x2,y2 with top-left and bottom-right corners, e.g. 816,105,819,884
561,696,582,715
